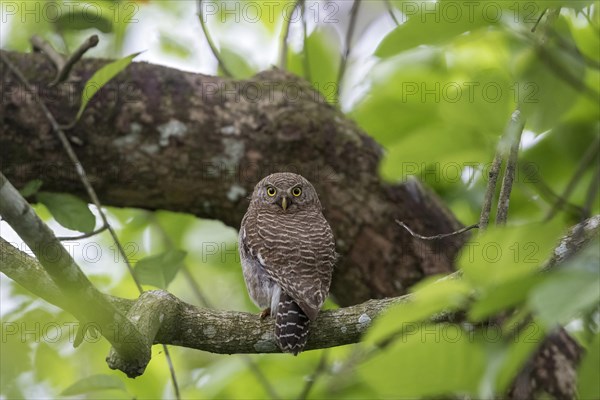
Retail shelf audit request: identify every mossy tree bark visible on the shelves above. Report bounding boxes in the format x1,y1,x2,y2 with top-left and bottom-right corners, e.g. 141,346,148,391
1,50,465,306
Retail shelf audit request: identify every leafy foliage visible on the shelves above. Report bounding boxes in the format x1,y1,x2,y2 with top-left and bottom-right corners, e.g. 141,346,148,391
1,0,599,399
134,249,187,289
37,192,96,233
76,51,144,121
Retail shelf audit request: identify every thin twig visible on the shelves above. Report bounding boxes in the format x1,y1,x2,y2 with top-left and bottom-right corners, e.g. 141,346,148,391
336,0,360,102
531,8,547,32
162,345,181,399
57,224,108,241
496,109,525,226
297,351,329,400
52,35,99,86
545,135,600,221
300,0,311,83
197,0,232,78
384,0,400,26
0,52,181,400
479,148,504,230
396,220,479,240
279,0,301,69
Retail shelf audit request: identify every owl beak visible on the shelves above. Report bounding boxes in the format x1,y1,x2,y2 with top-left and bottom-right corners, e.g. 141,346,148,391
280,196,288,211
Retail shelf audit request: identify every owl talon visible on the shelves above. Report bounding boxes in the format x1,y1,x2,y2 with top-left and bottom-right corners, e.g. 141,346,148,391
260,308,271,319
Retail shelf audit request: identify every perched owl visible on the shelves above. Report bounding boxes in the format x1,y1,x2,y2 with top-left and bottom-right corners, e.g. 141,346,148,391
239,172,336,355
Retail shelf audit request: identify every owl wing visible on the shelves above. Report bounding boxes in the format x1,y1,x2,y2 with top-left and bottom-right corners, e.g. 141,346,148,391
241,209,335,321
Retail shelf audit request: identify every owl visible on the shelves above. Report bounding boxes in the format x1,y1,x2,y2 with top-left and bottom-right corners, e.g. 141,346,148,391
238,172,336,355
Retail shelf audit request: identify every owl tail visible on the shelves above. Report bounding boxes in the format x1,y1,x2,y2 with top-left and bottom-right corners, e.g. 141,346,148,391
275,293,310,355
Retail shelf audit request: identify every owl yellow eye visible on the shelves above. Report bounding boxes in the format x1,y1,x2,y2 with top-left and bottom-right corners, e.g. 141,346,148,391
292,187,302,197
266,187,277,197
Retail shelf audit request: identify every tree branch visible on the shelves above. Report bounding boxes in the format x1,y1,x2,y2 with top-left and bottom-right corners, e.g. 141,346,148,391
0,235,406,357
496,109,525,225
479,147,503,230
0,49,465,307
0,173,148,376
2,215,598,378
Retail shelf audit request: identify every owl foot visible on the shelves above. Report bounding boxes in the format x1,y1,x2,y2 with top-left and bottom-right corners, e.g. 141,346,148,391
259,308,271,319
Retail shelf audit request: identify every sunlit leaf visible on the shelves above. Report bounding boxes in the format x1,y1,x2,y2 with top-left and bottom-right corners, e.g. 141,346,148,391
159,32,192,59
134,249,187,289
365,277,471,344
37,192,96,233
60,374,127,396
55,10,113,33
288,26,340,103
376,2,497,58
75,51,144,121
459,221,564,289
219,48,256,79
469,274,542,321
361,324,486,397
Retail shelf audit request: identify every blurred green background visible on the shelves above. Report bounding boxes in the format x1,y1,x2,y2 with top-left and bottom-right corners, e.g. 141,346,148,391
1,0,599,399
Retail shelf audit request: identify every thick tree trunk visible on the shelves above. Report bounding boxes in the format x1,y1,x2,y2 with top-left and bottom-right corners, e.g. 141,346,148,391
1,50,465,307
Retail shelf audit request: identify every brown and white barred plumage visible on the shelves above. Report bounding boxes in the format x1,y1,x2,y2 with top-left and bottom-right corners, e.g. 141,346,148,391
239,173,336,355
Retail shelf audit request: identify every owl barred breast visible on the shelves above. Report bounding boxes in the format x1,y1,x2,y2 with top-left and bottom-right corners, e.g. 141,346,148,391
238,173,336,355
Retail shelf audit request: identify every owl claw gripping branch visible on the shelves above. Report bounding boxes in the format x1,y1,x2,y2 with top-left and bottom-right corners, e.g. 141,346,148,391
238,173,336,355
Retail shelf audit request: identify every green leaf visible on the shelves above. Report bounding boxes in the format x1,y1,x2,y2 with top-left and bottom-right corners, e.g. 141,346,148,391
37,192,96,233
288,27,340,103
365,277,471,344
76,51,143,121
469,274,542,322
360,324,486,398
60,374,126,396
488,319,547,394
134,249,187,289
19,179,43,197
376,2,496,58
459,221,564,289
159,32,192,59
529,269,600,328
55,10,113,33
514,16,586,132
218,48,256,79
528,244,599,328
578,334,600,400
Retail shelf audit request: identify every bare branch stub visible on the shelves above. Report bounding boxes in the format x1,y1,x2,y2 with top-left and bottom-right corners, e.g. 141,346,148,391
51,34,99,86
30,34,99,86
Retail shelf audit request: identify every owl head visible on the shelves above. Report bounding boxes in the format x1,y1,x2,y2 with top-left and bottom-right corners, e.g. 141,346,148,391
250,172,322,212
